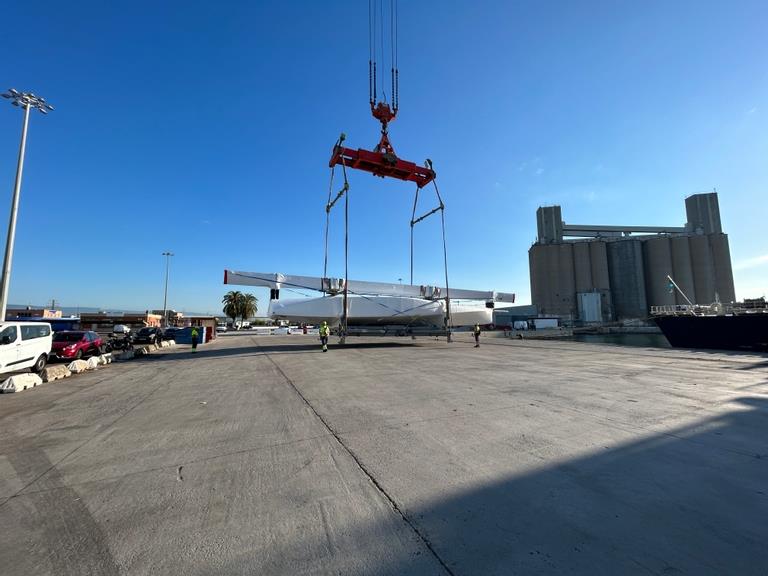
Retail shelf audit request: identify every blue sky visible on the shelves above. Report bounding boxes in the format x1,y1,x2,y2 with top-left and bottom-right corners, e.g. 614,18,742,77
1,0,766,315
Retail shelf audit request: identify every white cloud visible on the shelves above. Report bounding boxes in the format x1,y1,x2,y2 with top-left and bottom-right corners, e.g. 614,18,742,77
746,106,757,115
733,254,768,271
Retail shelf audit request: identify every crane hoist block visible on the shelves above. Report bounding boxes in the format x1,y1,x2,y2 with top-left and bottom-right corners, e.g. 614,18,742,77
329,144,435,189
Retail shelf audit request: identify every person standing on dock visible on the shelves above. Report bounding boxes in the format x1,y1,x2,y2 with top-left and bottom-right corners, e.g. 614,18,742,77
319,321,330,352
191,327,199,353
473,323,481,347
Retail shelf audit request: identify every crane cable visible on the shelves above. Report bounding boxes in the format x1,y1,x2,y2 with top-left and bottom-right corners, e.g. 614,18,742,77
369,0,375,105
323,137,350,286
323,135,351,340
323,166,334,282
391,0,398,110
369,0,398,107
409,165,452,340
341,156,349,343
380,0,384,101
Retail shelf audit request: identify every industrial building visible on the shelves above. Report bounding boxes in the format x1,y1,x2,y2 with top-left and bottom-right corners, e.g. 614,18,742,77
529,192,736,322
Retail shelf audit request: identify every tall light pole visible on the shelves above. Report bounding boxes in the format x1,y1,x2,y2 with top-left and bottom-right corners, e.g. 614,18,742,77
162,252,174,327
0,89,53,320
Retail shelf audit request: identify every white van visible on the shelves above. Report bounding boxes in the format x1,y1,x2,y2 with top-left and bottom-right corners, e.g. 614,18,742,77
0,322,52,375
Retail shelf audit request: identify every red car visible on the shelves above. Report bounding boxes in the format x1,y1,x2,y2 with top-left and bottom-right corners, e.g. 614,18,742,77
51,330,104,360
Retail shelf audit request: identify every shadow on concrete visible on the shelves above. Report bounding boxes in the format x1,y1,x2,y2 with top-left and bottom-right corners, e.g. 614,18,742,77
737,360,768,371
481,336,768,361
256,341,419,353
688,348,768,359
228,396,768,575
136,340,423,362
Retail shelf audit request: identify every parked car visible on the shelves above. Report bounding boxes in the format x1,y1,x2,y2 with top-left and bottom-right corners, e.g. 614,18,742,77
50,331,103,361
216,324,227,333
133,327,163,345
0,322,52,375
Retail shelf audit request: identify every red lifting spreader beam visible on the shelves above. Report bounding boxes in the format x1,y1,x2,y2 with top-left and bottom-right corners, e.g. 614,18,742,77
329,131,436,189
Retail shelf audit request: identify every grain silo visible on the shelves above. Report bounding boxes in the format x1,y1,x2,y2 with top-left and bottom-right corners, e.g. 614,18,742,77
528,192,735,323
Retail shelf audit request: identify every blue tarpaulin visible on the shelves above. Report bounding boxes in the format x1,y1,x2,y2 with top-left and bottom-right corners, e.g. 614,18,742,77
171,327,207,345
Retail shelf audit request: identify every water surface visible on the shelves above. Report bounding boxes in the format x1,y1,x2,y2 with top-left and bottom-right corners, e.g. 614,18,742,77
569,333,671,348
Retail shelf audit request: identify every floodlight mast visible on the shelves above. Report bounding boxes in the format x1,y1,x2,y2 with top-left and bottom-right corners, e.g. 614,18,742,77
0,89,53,320
162,252,174,327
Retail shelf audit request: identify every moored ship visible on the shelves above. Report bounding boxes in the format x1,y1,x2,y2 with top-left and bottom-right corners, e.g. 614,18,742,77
652,298,768,352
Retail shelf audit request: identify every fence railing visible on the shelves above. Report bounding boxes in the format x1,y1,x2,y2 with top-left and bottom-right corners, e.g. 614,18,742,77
651,301,767,316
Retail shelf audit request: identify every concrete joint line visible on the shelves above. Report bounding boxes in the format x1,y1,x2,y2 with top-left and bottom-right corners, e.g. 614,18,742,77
260,347,457,576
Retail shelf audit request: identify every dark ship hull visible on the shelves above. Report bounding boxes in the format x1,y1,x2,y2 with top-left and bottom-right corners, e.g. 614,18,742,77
654,314,768,351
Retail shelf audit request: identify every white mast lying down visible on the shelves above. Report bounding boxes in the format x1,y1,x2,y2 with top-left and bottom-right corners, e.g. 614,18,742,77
224,270,515,328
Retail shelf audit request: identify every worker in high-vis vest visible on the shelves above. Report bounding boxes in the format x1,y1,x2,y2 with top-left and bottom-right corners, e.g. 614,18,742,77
319,321,330,352
473,323,481,348
191,327,199,352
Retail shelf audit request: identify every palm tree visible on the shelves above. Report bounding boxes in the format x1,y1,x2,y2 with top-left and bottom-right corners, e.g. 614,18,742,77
239,293,258,321
222,290,243,326
222,291,258,327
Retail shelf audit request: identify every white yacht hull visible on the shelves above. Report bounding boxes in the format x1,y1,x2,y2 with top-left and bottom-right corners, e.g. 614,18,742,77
268,295,492,327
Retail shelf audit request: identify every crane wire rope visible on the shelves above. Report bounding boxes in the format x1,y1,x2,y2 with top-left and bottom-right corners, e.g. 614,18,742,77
369,0,375,105
369,0,398,109
390,0,394,106
341,156,350,343
391,0,398,110
409,186,419,285
434,178,453,338
380,0,385,101
323,166,335,283
408,165,452,340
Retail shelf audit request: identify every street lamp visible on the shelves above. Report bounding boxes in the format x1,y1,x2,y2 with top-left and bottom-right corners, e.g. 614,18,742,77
162,252,174,327
0,89,53,320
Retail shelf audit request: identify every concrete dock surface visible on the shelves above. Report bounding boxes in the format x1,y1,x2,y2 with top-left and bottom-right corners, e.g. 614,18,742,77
0,333,766,575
